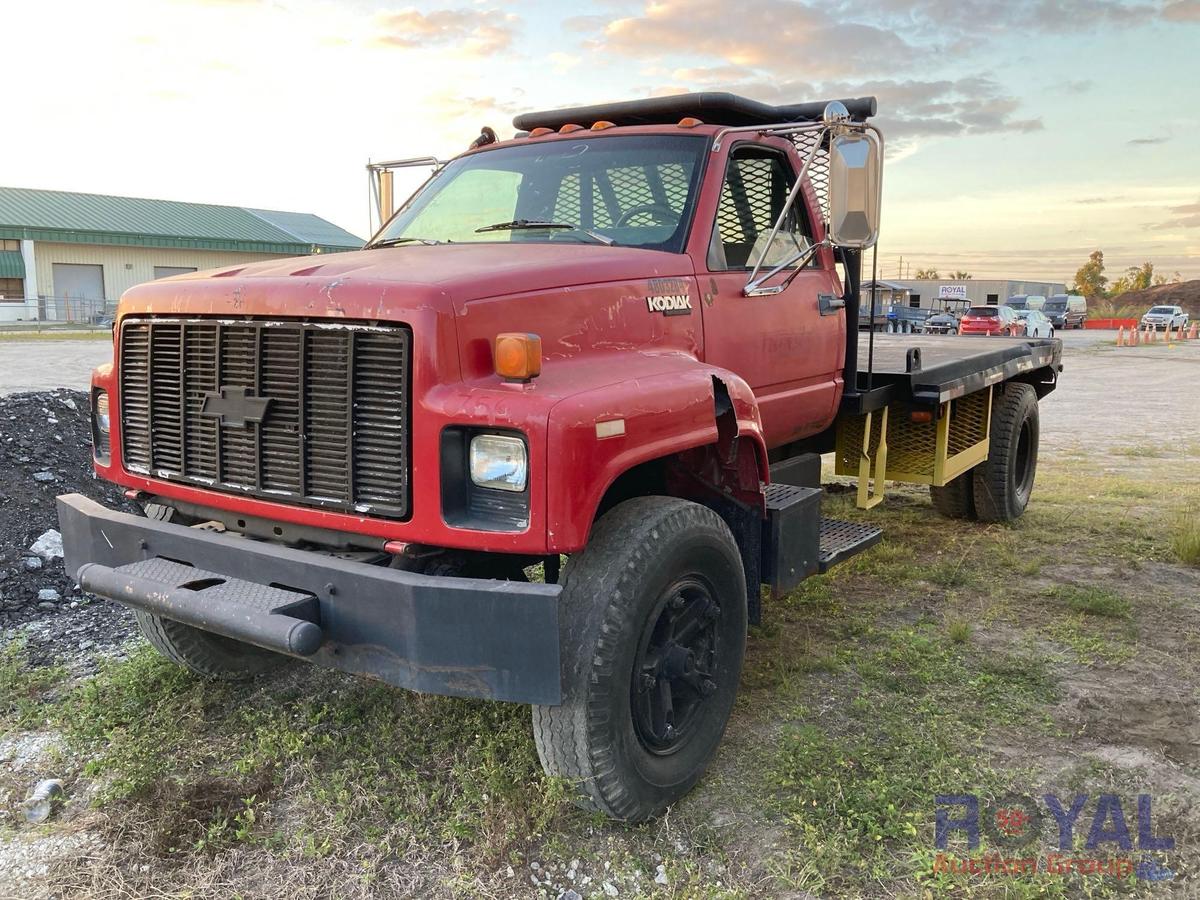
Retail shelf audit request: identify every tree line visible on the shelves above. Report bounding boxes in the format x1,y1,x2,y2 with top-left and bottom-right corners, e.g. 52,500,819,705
912,269,973,279
1071,251,1184,299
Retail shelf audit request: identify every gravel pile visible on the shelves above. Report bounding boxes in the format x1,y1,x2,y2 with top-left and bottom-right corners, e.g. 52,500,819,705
0,390,142,668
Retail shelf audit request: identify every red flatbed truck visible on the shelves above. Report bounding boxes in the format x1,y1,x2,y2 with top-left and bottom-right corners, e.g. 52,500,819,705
58,93,1061,821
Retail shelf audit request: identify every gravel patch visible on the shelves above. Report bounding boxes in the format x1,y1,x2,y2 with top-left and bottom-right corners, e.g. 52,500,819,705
0,389,141,670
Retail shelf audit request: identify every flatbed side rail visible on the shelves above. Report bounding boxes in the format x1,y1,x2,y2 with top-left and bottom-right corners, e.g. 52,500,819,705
834,386,994,508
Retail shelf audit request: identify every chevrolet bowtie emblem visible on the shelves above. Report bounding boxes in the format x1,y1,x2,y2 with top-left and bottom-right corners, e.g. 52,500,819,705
200,385,272,428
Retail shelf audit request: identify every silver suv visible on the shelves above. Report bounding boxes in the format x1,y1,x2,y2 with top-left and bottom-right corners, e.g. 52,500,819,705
1140,305,1189,331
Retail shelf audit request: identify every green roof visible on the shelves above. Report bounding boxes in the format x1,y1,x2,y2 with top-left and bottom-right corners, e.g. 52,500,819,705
0,251,24,279
0,186,363,255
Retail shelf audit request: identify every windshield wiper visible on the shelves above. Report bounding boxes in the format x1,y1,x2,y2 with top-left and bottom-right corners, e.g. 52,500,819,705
475,220,613,245
368,236,447,248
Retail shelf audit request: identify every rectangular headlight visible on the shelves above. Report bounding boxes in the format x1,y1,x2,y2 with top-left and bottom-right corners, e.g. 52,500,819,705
94,390,110,434
469,434,527,492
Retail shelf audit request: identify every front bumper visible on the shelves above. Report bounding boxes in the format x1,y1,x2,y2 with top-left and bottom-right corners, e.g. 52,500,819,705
57,493,563,705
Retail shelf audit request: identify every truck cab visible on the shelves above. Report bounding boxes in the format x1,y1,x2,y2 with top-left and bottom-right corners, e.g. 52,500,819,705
59,92,1060,823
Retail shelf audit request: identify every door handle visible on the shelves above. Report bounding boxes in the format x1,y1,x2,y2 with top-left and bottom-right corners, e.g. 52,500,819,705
819,294,845,316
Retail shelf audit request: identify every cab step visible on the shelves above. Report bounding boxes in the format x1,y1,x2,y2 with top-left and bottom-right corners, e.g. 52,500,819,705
761,482,883,594
818,518,882,573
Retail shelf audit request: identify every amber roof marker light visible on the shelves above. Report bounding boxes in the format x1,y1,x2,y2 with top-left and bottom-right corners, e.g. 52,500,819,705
495,333,543,383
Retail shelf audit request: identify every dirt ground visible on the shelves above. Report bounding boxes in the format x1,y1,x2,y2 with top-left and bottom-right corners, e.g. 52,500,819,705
1,333,1198,899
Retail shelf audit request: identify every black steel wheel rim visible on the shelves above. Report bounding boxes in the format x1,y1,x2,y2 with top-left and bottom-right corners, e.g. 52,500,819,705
631,576,721,755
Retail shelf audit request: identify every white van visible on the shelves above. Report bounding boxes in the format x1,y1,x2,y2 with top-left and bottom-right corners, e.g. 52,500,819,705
1006,295,1047,311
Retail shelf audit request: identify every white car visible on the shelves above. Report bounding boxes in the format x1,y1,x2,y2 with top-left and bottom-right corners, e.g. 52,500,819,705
1015,308,1054,338
1141,305,1189,331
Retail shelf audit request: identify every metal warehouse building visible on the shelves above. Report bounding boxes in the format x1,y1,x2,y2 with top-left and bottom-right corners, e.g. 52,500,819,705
0,186,362,324
868,278,1069,310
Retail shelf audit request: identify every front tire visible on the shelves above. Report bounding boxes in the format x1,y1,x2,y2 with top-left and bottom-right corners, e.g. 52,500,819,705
132,503,288,680
135,611,288,681
532,497,747,822
973,383,1039,522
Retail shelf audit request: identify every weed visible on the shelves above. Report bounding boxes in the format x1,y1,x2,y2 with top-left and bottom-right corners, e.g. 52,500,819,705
946,618,971,644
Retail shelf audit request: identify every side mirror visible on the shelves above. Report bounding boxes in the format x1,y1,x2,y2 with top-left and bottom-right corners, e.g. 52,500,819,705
827,131,882,249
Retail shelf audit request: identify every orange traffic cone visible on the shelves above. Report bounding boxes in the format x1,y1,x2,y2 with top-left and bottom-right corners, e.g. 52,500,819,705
1116,326,1125,346
1190,323,1198,340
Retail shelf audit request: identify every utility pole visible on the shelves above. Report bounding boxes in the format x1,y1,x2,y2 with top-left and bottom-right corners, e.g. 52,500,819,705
898,256,903,279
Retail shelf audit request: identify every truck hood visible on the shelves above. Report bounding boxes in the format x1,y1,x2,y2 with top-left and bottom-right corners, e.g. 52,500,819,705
123,243,695,319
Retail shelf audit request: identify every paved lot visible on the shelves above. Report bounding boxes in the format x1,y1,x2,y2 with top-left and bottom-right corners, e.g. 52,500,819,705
0,340,113,395
1041,334,1200,454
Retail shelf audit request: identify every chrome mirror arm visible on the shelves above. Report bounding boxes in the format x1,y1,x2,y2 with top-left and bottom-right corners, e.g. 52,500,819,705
744,123,830,290
743,238,830,297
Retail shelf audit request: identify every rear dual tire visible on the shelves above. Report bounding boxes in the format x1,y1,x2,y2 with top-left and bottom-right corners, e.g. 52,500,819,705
930,383,1039,523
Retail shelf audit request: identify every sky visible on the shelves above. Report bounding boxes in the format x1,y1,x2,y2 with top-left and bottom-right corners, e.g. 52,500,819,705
5,0,1199,283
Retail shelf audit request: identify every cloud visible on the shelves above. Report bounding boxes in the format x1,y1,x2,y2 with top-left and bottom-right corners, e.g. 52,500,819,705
1162,0,1200,20
548,51,581,73
588,0,1166,67
703,76,1042,141
575,1,1040,140
1128,135,1170,145
599,0,916,78
1154,198,1200,229
374,7,517,55
834,0,1156,36
670,65,759,84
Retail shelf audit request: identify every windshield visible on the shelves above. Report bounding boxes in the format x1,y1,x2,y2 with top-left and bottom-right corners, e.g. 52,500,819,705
1148,306,1176,314
1043,299,1067,311
967,307,999,317
373,135,709,253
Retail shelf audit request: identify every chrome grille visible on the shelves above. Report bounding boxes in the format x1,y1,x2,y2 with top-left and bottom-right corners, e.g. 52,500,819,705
119,318,411,519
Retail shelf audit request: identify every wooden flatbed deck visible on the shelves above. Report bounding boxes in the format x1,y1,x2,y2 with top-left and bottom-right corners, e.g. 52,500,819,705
848,333,1062,409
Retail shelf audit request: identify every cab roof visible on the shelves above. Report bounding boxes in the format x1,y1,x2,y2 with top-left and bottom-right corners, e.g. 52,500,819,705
513,91,877,132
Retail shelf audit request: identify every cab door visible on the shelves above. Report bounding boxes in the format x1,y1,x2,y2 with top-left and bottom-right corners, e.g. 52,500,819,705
697,143,845,448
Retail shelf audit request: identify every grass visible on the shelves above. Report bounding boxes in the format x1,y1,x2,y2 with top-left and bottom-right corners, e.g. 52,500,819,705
0,640,65,732
6,462,1199,897
1043,585,1132,619
1171,515,1200,566
53,648,566,861
0,329,111,341
771,624,1055,893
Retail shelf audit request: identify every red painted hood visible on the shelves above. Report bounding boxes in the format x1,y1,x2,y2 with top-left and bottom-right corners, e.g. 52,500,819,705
142,242,694,312
116,242,702,388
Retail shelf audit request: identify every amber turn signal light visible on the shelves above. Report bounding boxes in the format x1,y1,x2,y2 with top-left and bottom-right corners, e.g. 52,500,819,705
495,333,542,382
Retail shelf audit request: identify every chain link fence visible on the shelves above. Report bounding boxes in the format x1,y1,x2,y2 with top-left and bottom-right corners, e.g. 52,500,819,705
0,297,115,332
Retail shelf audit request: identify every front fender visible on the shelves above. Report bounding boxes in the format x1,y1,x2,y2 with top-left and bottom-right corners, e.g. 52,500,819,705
544,355,768,552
